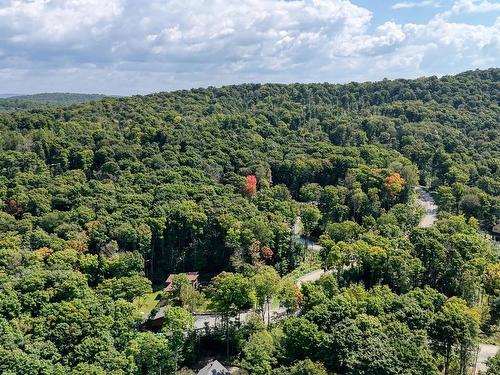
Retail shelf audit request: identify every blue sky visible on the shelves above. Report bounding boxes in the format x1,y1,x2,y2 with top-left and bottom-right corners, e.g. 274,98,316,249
0,0,498,95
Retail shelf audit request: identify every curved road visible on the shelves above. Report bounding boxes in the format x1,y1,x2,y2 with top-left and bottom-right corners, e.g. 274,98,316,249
193,189,498,371
193,269,331,329
293,216,323,251
414,187,498,373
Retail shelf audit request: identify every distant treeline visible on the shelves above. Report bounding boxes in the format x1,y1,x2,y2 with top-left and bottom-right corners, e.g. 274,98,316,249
0,93,106,112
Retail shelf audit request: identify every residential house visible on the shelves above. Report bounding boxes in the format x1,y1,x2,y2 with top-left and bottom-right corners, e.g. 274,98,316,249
164,272,200,292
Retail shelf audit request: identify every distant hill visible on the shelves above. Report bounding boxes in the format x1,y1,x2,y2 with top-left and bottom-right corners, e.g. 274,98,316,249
0,92,106,112
0,94,20,99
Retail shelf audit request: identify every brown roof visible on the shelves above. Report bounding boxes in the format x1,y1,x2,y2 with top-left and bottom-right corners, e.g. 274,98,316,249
492,223,500,234
165,272,199,284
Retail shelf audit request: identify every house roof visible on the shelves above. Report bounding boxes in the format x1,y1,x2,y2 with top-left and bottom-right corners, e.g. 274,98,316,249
166,272,199,284
197,360,230,375
492,223,500,234
150,306,166,321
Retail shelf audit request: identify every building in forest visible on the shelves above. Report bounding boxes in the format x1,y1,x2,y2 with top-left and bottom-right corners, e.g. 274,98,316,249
164,272,200,291
492,223,500,242
197,360,230,375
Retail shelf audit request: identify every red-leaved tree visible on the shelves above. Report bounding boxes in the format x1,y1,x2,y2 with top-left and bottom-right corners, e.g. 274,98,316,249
261,246,273,261
243,175,257,197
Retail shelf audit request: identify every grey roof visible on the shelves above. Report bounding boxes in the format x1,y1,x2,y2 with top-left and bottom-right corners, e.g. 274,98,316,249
197,360,230,375
150,306,166,321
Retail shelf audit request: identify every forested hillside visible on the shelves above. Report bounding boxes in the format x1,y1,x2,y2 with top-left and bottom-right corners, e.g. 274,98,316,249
0,69,498,374
0,93,106,112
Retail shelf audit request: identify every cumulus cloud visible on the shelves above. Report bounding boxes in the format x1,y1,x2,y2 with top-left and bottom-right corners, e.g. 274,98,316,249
0,0,122,42
392,1,441,10
0,0,498,94
448,0,500,14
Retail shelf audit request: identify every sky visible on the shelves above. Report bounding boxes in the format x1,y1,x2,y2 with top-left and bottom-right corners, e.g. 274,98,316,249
0,0,498,95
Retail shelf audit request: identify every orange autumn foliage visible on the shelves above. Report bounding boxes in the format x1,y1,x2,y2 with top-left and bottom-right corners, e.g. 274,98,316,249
384,173,405,197
243,175,257,197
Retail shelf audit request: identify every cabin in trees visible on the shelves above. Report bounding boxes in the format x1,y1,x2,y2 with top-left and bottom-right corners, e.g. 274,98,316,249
147,306,167,330
492,223,500,242
164,272,200,291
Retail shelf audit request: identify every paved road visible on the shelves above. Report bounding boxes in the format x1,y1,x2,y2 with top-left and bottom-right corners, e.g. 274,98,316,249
293,216,323,251
296,236,323,251
476,344,499,374
194,189,499,372
293,216,302,237
415,186,438,228
296,268,331,288
194,307,289,330
414,187,500,373
193,266,328,329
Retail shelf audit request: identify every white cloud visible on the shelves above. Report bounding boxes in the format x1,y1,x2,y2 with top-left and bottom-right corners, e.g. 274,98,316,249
448,0,500,15
421,19,499,49
331,21,407,58
392,1,441,10
433,0,500,25
0,0,498,94
0,0,122,42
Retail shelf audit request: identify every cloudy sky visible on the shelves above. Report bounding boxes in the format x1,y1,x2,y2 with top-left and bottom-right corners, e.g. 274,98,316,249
0,0,499,95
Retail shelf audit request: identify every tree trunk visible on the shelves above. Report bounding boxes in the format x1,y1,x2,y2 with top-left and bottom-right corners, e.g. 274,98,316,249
267,298,271,326
444,344,451,375
459,343,472,375
225,316,230,357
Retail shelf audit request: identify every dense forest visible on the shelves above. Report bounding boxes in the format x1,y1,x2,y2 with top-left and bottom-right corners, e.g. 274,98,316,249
0,93,106,113
0,69,498,374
